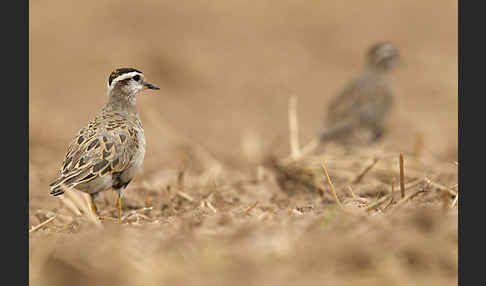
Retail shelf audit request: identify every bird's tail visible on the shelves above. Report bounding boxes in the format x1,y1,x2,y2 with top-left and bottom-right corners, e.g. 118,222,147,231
49,172,83,196
49,187,65,196
49,176,66,196
49,168,96,196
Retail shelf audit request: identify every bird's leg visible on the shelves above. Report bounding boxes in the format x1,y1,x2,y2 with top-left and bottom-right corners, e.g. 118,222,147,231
91,201,98,213
117,185,128,223
117,194,122,223
90,193,99,214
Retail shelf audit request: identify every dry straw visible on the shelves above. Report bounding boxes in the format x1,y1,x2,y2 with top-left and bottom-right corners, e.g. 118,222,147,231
320,163,344,209
351,157,379,184
384,177,396,210
283,95,319,164
288,95,301,160
399,153,406,198
29,216,56,233
243,201,259,215
366,193,391,212
424,177,458,197
177,191,195,202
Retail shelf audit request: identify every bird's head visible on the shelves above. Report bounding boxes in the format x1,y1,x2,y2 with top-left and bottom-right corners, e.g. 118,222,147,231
107,68,159,102
366,42,400,73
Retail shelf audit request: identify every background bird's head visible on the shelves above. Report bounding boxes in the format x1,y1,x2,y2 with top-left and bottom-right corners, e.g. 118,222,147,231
366,42,400,73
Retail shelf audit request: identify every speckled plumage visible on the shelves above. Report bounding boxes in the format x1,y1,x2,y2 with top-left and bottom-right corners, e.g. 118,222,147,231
49,68,159,216
320,42,399,145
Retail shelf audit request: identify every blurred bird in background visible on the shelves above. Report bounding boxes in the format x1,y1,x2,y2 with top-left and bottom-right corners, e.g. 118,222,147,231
320,42,400,145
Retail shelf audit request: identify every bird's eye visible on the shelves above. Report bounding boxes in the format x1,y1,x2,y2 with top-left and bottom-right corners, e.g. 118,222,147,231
132,75,140,81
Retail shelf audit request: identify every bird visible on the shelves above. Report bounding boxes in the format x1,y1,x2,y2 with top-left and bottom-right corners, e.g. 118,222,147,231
320,42,399,145
49,67,160,221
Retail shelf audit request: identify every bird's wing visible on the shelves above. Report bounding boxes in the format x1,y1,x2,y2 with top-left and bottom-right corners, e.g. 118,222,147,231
49,119,141,195
358,83,394,125
326,78,366,124
322,77,394,143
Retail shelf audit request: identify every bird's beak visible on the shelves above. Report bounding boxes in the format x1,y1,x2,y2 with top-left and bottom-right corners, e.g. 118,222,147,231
143,81,160,90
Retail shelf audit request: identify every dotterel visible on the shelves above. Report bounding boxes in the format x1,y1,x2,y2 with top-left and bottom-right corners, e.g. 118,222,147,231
49,67,160,221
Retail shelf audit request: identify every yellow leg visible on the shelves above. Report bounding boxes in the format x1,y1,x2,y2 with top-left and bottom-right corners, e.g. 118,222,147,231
91,201,98,213
117,196,122,223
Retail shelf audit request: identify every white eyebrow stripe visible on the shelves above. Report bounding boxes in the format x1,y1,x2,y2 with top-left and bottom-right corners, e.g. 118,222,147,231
110,72,144,86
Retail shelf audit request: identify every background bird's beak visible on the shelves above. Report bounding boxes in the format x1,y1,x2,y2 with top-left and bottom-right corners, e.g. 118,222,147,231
398,57,405,67
143,82,160,90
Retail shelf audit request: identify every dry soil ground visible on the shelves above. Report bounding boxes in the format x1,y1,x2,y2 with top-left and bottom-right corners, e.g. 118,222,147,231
30,1,458,285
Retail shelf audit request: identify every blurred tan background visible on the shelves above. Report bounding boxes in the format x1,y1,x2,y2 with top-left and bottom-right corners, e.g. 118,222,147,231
30,2,457,285
30,0,457,206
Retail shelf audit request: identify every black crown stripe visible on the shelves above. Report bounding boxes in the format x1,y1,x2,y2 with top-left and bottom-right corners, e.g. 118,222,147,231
108,67,142,86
